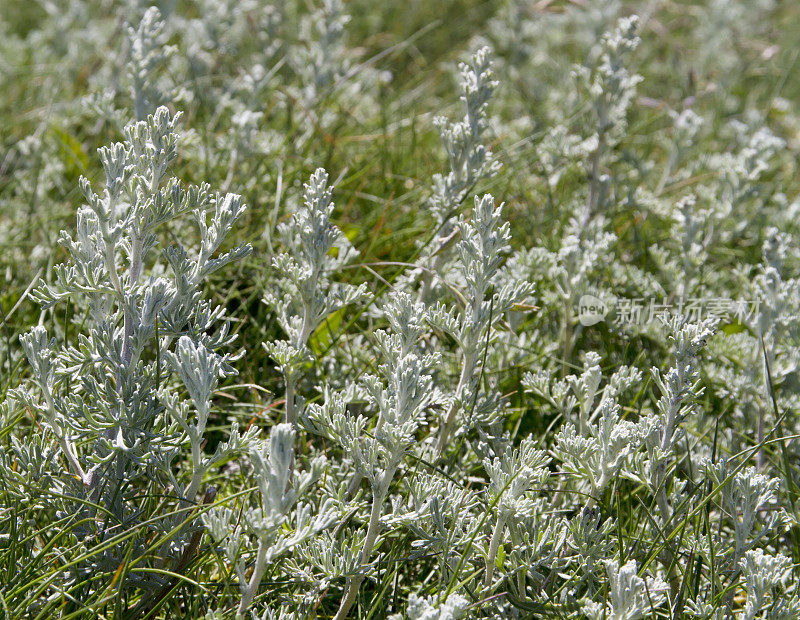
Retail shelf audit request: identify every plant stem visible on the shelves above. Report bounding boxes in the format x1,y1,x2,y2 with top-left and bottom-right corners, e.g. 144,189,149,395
41,383,87,484
237,538,268,618
484,512,508,593
285,376,297,426
334,482,389,620
435,351,475,455
582,129,606,227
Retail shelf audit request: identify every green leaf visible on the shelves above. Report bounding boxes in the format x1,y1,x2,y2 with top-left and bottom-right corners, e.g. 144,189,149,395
720,321,749,336
309,306,347,357
341,223,360,243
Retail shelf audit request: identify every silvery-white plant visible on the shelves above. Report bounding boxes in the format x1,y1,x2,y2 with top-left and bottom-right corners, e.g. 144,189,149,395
638,316,717,525
288,0,384,145
482,437,550,592
701,459,786,571
530,351,643,501
700,224,800,472
739,549,799,620
512,216,619,366
430,46,500,232
745,229,799,463
567,507,617,593
387,592,469,620
419,46,500,305
293,0,350,109
427,193,532,453
3,0,800,617
478,0,622,134
88,7,176,129
388,471,478,580
305,291,439,618
656,194,713,300
573,15,642,224
14,105,252,594
288,527,367,613
656,109,705,194
263,168,366,426
702,122,785,241
202,423,337,618
505,500,568,599
583,559,668,620
127,7,175,122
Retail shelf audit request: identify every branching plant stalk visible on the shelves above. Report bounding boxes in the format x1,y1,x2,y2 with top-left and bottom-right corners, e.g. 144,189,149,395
435,349,476,455
284,378,297,426
40,384,87,485
237,538,269,618
334,470,395,620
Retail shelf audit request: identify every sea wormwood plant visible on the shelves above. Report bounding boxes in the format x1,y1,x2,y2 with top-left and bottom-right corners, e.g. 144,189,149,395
263,167,366,427
202,423,337,618
305,291,440,619
528,351,643,501
428,193,532,454
13,106,253,604
126,7,175,122
429,45,500,232
574,15,642,225
4,2,800,618
419,45,500,304
582,559,668,620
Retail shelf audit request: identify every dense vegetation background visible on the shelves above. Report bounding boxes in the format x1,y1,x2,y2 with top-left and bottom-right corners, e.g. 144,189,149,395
2,0,800,618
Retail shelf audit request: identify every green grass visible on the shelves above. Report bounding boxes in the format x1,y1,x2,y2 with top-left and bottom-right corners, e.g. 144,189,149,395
2,0,800,618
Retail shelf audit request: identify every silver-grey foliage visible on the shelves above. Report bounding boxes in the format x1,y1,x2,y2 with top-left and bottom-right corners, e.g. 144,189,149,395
3,3,800,618
14,105,252,592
